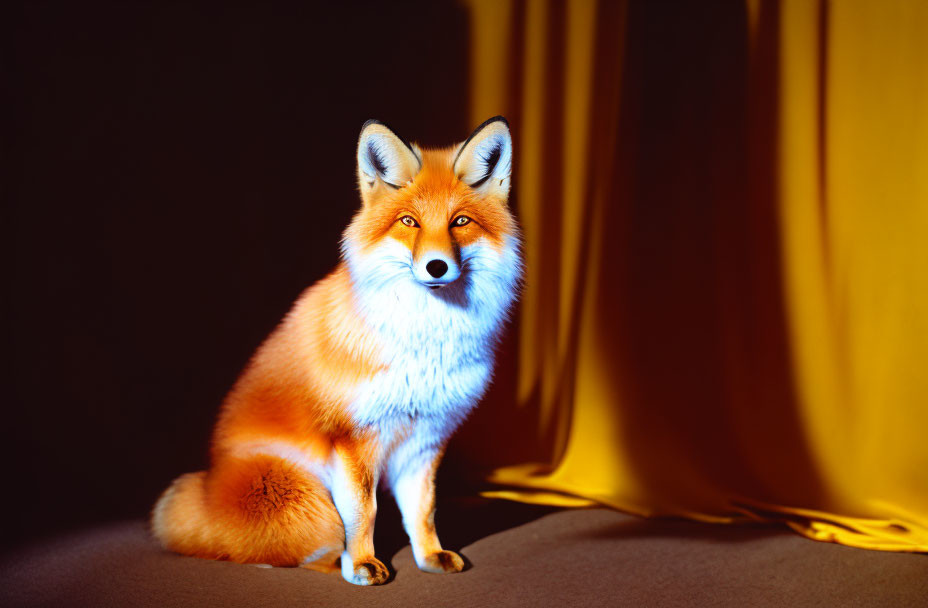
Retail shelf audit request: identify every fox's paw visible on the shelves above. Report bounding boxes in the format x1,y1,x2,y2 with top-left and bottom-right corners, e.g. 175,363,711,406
341,554,390,586
419,550,466,574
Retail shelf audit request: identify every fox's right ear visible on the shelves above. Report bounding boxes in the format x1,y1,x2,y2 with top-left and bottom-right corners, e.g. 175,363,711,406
357,120,422,206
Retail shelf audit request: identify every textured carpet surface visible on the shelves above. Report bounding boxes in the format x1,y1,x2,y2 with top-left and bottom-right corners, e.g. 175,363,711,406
1,504,926,607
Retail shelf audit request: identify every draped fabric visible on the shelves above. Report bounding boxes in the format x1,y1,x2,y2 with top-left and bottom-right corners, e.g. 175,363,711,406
460,0,928,551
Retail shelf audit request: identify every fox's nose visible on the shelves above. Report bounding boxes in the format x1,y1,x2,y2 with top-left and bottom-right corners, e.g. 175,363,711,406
415,253,459,285
426,259,448,278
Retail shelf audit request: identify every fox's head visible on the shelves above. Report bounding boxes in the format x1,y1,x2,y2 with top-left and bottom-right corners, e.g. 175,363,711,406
343,117,521,313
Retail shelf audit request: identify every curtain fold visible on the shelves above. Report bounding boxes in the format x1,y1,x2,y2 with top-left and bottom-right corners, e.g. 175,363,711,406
462,0,928,552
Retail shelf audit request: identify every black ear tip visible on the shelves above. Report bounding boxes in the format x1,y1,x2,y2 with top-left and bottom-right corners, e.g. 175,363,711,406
361,119,385,133
475,115,509,132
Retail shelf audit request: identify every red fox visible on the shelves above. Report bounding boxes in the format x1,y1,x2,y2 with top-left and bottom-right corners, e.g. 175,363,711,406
152,117,521,585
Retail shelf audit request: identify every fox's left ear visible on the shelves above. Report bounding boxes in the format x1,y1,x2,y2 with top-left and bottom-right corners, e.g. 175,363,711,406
357,120,422,206
453,116,513,199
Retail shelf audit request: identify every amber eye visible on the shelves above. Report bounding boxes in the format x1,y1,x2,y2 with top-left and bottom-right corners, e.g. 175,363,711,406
400,215,419,228
452,216,471,227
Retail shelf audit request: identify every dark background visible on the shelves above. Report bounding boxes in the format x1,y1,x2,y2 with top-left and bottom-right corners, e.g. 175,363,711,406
3,1,473,550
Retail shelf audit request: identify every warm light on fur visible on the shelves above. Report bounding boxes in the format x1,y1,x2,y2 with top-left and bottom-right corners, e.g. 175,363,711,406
151,117,521,586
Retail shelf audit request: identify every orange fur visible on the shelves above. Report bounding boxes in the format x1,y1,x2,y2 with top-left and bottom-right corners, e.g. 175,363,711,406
152,117,518,585
153,265,386,568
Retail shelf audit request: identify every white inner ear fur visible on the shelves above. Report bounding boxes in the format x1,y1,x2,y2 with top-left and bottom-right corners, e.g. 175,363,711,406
453,120,512,191
357,123,421,189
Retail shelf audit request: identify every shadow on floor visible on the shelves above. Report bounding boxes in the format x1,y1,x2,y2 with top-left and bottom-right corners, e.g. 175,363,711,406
571,515,788,543
375,493,792,568
375,493,563,562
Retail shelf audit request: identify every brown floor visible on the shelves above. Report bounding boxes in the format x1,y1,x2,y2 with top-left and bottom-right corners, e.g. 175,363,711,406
1,501,926,607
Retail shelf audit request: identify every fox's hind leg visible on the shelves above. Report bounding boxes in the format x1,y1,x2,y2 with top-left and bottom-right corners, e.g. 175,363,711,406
300,546,343,574
208,453,345,567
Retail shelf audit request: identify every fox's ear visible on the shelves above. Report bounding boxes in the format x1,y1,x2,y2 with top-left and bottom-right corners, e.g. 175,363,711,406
357,120,422,206
453,116,512,199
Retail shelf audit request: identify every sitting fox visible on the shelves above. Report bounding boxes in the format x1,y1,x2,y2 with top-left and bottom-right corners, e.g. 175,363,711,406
152,117,521,585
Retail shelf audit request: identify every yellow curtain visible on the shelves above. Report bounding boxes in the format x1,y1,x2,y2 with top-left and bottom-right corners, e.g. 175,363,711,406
459,0,928,552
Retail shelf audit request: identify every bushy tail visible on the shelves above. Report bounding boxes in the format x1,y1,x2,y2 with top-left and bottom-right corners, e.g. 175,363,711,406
151,456,345,567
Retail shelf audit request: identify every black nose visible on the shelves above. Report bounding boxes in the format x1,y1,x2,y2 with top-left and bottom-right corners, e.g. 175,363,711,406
426,259,448,278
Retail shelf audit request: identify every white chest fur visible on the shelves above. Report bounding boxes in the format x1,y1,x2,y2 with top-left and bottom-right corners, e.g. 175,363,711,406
345,237,520,440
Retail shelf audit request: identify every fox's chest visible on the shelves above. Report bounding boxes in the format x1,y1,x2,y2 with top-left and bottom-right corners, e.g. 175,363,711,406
348,294,496,429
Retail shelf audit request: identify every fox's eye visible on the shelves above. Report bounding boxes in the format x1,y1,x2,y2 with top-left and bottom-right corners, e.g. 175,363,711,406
400,215,419,228
452,216,471,227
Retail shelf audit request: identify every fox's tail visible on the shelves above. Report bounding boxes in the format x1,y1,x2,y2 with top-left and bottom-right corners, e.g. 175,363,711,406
151,471,220,559
151,455,344,567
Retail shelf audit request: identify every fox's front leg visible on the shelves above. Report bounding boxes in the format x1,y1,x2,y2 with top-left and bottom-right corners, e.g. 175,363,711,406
389,445,465,574
330,441,389,586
